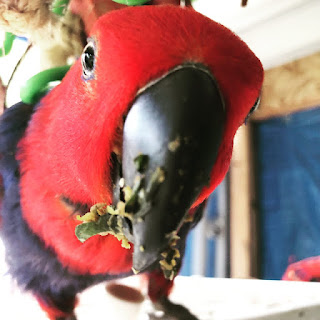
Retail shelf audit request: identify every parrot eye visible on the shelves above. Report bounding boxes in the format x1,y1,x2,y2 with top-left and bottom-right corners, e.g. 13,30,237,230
81,41,96,80
244,95,261,123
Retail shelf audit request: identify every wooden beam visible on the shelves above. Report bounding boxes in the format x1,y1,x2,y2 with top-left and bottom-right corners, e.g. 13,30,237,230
230,124,257,278
252,52,320,121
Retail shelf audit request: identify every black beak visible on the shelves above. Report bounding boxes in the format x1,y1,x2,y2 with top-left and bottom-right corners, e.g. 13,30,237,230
119,64,225,272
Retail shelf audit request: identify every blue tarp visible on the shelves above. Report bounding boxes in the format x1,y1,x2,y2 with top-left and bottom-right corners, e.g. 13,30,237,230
180,190,219,277
255,106,320,279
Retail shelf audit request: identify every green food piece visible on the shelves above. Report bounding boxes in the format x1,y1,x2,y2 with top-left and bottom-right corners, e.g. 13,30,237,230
75,214,110,243
123,164,164,219
75,213,130,248
125,176,144,213
134,154,149,173
76,203,107,222
112,0,150,5
146,167,165,201
20,65,70,105
0,32,15,57
75,155,166,249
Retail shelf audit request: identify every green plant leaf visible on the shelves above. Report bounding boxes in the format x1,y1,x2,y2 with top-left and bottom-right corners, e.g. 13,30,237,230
112,0,151,5
20,65,70,105
0,32,15,57
52,0,69,16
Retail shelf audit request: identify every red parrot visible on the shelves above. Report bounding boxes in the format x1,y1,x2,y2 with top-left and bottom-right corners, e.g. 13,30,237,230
283,256,320,282
0,5,263,320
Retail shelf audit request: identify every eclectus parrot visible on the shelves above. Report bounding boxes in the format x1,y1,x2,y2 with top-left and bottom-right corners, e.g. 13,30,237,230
283,256,320,282
0,5,263,320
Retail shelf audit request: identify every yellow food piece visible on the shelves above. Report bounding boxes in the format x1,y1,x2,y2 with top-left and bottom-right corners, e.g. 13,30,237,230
98,230,131,249
107,206,117,215
161,252,168,259
184,214,194,223
123,185,133,202
76,210,98,222
132,267,139,274
159,259,173,271
168,136,181,152
173,248,180,259
171,259,177,267
156,167,165,183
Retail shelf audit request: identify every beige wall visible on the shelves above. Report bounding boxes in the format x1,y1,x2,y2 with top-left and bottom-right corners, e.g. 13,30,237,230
253,52,320,121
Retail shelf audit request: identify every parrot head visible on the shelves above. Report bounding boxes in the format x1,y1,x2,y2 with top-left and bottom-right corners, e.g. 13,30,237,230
18,6,263,275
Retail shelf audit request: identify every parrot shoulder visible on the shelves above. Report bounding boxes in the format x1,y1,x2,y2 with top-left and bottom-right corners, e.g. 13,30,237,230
0,102,34,156
0,102,34,216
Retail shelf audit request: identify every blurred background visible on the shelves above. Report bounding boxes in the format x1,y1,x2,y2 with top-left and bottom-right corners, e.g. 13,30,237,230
184,0,320,280
1,0,320,282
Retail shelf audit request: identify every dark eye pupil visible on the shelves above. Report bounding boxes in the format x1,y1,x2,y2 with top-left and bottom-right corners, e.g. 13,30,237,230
81,43,95,79
84,47,94,70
